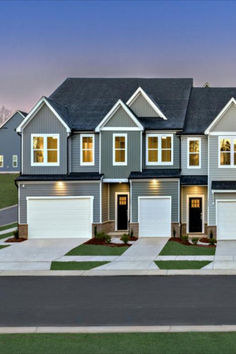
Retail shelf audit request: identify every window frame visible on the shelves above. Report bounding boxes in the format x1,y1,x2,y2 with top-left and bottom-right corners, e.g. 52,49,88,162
12,155,18,168
113,133,127,166
31,134,60,167
146,133,173,166
80,134,95,166
0,155,4,168
218,136,236,168
187,137,201,169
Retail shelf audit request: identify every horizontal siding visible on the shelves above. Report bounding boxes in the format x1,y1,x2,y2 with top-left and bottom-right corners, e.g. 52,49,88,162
209,192,236,225
70,133,99,172
181,186,207,224
181,136,208,175
109,183,129,220
19,182,100,224
131,180,179,223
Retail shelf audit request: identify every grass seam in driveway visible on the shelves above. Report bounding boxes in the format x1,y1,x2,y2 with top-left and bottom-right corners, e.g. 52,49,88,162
160,241,215,256
66,244,129,256
51,261,110,270
155,260,211,269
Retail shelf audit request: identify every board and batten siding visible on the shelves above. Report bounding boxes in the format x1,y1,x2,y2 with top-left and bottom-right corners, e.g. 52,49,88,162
22,104,68,175
102,183,109,222
19,182,100,224
131,180,179,223
181,186,207,224
105,106,137,127
101,131,141,178
181,136,208,175
129,94,158,117
70,133,99,173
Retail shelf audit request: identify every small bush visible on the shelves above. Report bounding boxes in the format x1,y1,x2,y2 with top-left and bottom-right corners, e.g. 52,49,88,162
192,237,199,245
181,235,189,243
13,230,19,239
104,234,111,244
94,226,97,237
121,233,129,245
209,238,216,245
95,232,111,243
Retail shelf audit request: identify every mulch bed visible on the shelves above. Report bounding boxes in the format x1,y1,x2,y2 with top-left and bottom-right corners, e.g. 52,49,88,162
85,239,131,247
5,237,26,243
169,237,216,248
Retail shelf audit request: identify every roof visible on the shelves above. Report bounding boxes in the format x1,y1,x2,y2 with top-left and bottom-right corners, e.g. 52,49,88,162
18,111,27,117
16,172,103,182
49,78,193,131
129,169,180,179
0,110,26,129
184,87,236,134
212,181,236,190
181,175,208,185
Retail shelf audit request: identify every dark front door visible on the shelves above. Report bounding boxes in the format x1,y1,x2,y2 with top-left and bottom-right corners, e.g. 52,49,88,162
189,197,202,233
117,194,128,230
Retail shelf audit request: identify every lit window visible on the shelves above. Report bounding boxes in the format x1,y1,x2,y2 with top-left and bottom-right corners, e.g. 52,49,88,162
80,135,94,165
12,155,18,168
31,135,59,166
0,155,3,168
219,137,236,167
113,134,127,165
188,138,201,168
146,134,172,165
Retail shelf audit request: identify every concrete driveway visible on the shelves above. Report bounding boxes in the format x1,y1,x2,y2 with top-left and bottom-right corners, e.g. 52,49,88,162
0,205,17,226
204,240,236,269
0,238,88,270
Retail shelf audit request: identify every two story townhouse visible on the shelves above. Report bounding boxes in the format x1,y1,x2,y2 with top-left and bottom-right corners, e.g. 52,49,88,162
15,78,236,241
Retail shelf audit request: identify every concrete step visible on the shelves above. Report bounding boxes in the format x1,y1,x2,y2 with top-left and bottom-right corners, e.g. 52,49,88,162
108,232,127,238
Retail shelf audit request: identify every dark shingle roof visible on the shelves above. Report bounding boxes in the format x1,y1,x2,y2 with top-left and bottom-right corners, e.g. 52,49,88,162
19,111,27,117
16,173,103,182
212,181,236,190
129,169,180,179
181,175,208,185
49,78,193,131
184,88,236,134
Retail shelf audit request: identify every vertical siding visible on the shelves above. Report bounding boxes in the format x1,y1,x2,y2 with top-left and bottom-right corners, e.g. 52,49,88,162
129,94,158,117
105,107,137,127
19,182,100,224
102,183,109,222
109,183,129,220
131,180,179,223
181,136,208,175
181,186,207,224
22,104,67,174
101,131,141,178
212,104,236,131
70,133,99,173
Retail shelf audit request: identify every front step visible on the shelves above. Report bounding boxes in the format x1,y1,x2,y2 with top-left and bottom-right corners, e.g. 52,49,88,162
108,231,127,238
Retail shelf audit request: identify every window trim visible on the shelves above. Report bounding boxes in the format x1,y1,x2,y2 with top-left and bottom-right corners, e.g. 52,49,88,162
187,137,201,169
31,134,60,167
12,155,18,168
80,134,95,166
218,135,236,168
113,133,127,166
146,134,173,166
0,155,4,168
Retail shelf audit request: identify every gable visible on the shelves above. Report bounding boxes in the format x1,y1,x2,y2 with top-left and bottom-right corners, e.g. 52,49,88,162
212,103,236,132
0,112,24,130
129,93,159,117
104,106,138,128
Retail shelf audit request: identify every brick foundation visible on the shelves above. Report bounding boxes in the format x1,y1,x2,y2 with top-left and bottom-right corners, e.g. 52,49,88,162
172,223,181,238
129,223,139,238
92,221,115,236
18,224,28,239
207,226,217,239
181,223,208,236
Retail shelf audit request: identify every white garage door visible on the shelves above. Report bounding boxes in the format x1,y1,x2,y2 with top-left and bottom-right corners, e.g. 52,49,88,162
27,197,93,239
217,200,236,240
139,197,171,237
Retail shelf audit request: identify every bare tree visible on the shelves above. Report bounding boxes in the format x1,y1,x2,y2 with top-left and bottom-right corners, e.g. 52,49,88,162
0,106,12,125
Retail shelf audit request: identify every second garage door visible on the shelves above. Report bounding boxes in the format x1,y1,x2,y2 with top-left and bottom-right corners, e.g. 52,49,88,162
27,197,93,239
139,197,171,237
217,200,236,240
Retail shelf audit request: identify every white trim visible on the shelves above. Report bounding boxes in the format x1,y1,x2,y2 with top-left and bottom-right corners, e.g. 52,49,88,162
205,97,236,134
17,180,100,185
212,189,236,193
108,183,110,221
115,192,129,231
126,87,167,120
113,133,127,166
130,180,133,223
101,127,141,131
12,155,18,168
215,199,236,239
178,179,180,223
187,137,201,169
95,99,143,132
18,183,20,224
209,131,236,136
0,155,4,168
103,178,128,183
21,131,24,174
31,134,60,167
146,133,173,166
99,133,101,174
16,97,71,133
140,131,142,171
218,136,236,168
99,181,102,223
80,134,95,166
187,195,204,234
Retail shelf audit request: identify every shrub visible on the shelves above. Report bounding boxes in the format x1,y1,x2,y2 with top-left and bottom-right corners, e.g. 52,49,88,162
192,237,199,245
104,234,111,244
94,225,97,237
121,233,129,245
13,230,19,239
209,238,216,245
181,235,189,243
95,232,111,243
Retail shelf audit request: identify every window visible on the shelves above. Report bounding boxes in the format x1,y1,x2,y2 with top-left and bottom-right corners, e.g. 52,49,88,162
0,155,3,168
80,134,94,165
31,134,59,166
219,136,236,167
12,155,18,168
113,134,127,165
187,138,201,168
146,134,173,165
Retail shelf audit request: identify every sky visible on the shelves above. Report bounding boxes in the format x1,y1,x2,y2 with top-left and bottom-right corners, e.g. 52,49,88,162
1,0,236,114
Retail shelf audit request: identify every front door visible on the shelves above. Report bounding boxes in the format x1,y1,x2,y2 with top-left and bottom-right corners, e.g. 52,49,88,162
117,194,128,230
189,197,202,233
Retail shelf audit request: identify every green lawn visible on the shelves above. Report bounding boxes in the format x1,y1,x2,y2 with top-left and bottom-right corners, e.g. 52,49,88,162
0,245,9,250
66,244,129,256
0,222,17,231
51,261,109,270
0,333,236,354
0,174,18,209
156,260,211,269
160,241,216,256
0,231,14,240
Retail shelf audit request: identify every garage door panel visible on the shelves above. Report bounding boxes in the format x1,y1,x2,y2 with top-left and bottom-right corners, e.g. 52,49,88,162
217,201,236,240
139,197,171,237
28,198,92,239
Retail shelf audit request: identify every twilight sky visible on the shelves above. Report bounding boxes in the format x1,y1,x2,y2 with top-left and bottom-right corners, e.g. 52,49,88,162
1,0,236,114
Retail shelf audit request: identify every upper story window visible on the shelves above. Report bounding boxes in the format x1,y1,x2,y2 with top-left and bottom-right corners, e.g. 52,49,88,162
219,136,236,167
146,134,173,165
113,133,127,166
0,155,3,168
187,138,201,168
80,134,94,166
31,134,59,166
12,155,18,168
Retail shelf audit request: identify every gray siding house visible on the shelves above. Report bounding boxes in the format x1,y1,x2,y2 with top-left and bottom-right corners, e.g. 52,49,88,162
0,111,26,173
15,78,236,241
